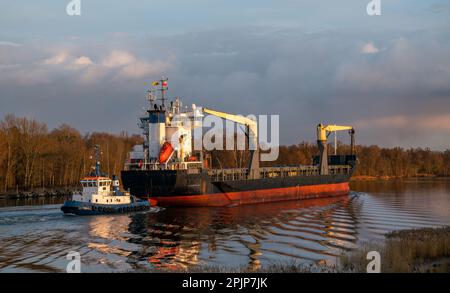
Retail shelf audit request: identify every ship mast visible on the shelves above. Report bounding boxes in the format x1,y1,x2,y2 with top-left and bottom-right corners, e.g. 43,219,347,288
93,144,102,176
156,77,168,108
142,77,170,163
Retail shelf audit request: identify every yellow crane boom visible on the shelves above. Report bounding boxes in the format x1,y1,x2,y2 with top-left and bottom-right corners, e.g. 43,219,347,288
202,107,259,179
316,123,355,175
202,108,257,138
317,124,354,141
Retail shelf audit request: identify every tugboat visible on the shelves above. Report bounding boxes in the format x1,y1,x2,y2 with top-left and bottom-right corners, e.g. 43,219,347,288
61,145,150,215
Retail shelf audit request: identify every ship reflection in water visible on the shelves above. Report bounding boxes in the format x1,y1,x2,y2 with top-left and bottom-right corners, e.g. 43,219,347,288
0,179,449,272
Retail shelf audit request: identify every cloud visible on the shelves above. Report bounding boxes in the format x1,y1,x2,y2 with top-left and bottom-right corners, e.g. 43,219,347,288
1,27,450,149
0,48,173,86
430,3,450,14
72,56,93,66
0,41,22,47
116,60,173,79
102,50,136,67
360,42,379,54
356,114,450,132
78,65,109,85
4,68,51,86
354,114,450,149
336,37,450,95
42,52,69,65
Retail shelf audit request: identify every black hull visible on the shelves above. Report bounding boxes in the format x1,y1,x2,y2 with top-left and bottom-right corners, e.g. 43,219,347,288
121,168,354,198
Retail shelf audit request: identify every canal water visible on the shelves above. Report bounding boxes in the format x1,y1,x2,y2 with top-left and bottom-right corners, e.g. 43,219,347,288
0,179,449,272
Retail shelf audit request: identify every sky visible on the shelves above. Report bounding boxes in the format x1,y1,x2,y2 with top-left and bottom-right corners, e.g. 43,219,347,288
1,0,450,149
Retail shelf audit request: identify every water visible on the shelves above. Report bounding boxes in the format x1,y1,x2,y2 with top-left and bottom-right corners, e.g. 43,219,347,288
0,179,449,272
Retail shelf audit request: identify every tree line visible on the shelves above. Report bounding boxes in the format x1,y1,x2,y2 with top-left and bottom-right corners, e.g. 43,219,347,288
0,115,142,193
1,115,449,193
208,141,450,178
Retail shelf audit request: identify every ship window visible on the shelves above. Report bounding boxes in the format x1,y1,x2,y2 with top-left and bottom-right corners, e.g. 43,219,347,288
103,187,106,191
95,199,98,203
88,182,93,187
93,182,97,187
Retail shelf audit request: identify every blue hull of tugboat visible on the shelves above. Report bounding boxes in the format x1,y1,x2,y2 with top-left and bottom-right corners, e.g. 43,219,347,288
61,200,150,215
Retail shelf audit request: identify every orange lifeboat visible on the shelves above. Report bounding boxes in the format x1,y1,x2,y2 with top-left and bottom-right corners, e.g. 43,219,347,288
159,142,174,163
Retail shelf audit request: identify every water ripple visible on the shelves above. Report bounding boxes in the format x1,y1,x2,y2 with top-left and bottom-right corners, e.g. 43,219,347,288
1,179,449,272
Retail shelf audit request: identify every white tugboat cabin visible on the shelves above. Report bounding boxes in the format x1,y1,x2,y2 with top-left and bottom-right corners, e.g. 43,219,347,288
72,176,131,205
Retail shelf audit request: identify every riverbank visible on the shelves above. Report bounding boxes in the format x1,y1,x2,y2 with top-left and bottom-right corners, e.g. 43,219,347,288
351,175,450,181
0,187,77,199
340,226,450,273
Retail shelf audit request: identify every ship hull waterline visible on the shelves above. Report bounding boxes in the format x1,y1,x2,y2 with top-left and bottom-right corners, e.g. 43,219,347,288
121,168,353,207
148,182,349,207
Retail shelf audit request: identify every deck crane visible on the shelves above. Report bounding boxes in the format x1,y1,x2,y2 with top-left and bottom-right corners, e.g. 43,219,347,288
317,124,355,175
202,108,260,179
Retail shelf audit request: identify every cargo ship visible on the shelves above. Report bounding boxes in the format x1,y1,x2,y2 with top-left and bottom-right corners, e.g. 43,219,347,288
121,78,356,207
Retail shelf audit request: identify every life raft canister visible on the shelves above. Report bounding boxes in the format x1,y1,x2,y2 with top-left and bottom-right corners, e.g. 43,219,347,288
187,156,197,162
159,142,174,163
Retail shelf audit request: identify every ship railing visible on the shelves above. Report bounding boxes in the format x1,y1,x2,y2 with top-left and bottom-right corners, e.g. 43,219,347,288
328,165,353,175
259,165,320,178
124,162,352,179
124,161,203,171
207,165,352,182
208,168,249,181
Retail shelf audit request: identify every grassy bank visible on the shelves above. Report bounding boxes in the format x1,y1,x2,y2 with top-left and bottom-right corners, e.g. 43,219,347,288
137,226,450,273
135,261,341,273
340,226,450,273
350,175,450,181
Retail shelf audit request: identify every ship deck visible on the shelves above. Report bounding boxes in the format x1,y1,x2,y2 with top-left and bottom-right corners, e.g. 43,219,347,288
207,165,352,182
124,161,352,182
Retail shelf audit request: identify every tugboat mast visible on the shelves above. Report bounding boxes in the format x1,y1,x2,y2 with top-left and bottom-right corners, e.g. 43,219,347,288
94,144,102,177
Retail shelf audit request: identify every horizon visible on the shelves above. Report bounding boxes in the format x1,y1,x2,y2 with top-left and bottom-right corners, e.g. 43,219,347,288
1,111,449,152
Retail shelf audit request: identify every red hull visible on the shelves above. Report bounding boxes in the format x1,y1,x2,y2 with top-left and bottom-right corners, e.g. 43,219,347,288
149,182,350,207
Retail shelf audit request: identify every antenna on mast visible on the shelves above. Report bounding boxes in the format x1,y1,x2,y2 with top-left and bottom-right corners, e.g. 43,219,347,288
93,144,102,176
159,77,168,108
148,77,169,109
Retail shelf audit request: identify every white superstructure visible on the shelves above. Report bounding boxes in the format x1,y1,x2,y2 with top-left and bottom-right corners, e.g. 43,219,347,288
130,80,204,168
71,176,131,205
